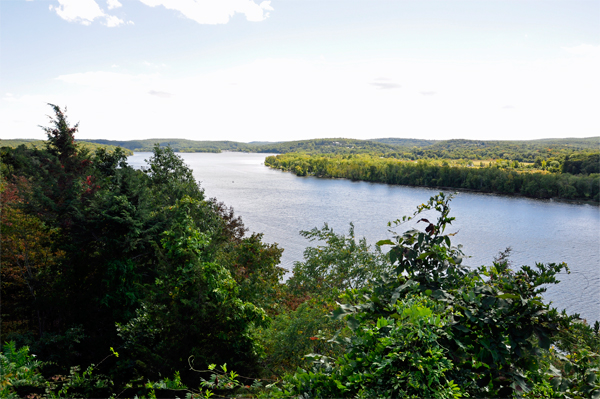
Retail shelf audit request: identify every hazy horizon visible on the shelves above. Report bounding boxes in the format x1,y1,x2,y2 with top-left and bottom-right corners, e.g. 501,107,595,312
1,0,598,142
4,135,599,145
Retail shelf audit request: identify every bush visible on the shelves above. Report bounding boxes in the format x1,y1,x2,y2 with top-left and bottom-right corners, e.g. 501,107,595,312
273,193,600,398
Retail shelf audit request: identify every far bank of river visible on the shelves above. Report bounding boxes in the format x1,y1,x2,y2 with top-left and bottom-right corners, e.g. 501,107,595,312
128,152,600,323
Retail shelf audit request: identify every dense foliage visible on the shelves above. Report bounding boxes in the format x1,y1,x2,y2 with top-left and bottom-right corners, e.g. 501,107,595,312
1,106,598,398
265,153,600,202
1,105,284,396
272,194,600,398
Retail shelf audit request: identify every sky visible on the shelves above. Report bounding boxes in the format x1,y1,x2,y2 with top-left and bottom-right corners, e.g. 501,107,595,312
1,0,599,142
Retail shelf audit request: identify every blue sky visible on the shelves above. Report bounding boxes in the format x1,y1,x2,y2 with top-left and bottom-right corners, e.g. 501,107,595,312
1,0,598,142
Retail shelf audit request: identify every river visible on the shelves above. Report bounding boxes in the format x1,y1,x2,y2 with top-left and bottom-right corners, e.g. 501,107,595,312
128,152,600,322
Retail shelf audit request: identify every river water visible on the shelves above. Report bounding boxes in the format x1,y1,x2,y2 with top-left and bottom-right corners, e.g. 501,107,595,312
128,152,600,322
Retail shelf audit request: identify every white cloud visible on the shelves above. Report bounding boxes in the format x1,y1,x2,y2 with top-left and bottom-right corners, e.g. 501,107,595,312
104,15,125,27
50,0,127,27
138,0,273,24
107,0,122,10
50,0,105,25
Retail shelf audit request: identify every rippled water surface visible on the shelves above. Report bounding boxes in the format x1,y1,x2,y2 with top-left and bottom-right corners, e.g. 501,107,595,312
129,152,600,322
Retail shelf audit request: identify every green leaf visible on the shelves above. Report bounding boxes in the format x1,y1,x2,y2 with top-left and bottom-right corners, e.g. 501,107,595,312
390,248,399,264
377,317,390,328
444,236,451,247
586,370,597,384
496,293,520,300
512,371,531,393
331,303,357,320
347,316,359,331
538,332,551,350
453,325,470,333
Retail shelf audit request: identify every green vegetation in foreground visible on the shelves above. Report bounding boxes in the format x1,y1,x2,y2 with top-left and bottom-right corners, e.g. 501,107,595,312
1,139,133,156
265,152,600,202
2,105,599,398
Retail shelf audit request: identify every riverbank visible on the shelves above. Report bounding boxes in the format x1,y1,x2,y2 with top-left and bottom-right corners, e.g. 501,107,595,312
264,153,600,204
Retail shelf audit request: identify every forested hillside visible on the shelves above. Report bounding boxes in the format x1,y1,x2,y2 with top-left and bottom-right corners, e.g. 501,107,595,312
374,137,599,161
79,137,400,154
371,137,437,147
249,138,399,154
78,138,253,153
2,106,599,398
0,139,133,156
81,136,599,162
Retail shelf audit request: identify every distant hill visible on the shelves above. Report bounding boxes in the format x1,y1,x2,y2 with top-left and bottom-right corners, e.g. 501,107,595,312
250,138,399,154
247,141,279,145
525,137,600,148
19,136,596,162
78,139,251,153
371,138,438,147
80,138,400,154
0,139,133,155
388,137,600,162
375,137,599,150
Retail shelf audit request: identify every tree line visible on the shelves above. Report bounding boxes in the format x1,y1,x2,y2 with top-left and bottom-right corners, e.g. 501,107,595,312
1,105,599,398
375,137,599,163
0,139,133,156
265,153,600,202
72,136,600,163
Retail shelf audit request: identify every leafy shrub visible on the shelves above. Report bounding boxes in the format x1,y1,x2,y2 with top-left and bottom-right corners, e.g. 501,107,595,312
273,193,600,398
276,295,463,399
0,341,113,398
0,341,45,398
287,222,391,300
258,298,344,377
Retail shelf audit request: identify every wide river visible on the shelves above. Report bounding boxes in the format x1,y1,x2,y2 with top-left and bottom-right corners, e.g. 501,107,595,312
128,152,600,322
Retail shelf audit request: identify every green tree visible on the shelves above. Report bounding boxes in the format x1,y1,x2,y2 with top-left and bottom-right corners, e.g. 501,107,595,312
287,223,391,299
116,196,268,383
1,107,286,392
